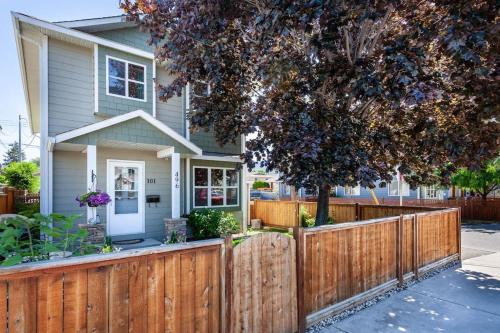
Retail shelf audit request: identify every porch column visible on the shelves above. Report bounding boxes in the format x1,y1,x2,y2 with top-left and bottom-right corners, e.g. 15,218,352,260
171,153,181,218
185,158,191,215
86,145,97,223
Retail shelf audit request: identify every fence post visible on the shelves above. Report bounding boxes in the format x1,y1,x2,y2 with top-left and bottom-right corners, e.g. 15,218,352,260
296,201,301,227
355,203,360,221
293,226,306,333
413,213,419,279
396,215,404,286
457,208,462,260
224,236,233,332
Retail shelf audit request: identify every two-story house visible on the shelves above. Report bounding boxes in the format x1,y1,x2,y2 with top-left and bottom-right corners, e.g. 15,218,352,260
12,12,247,241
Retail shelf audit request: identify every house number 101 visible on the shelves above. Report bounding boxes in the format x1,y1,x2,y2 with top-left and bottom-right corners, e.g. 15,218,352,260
147,179,156,184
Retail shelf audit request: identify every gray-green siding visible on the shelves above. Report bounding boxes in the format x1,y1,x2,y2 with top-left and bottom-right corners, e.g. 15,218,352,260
48,39,96,136
93,27,154,53
156,71,185,136
190,130,242,155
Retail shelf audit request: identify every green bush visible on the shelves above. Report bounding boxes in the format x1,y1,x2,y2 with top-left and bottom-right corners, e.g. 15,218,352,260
188,209,240,239
16,202,40,218
1,162,39,192
0,213,89,266
299,206,315,227
252,181,271,189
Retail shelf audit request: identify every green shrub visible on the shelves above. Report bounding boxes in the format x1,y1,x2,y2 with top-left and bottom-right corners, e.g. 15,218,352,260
16,202,40,218
0,213,88,266
1,162,39,192
299,206,315,227
252,181,271,189
188,209,240,239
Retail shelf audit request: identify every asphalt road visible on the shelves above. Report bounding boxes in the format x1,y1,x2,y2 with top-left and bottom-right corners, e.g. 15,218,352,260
319,223,500,333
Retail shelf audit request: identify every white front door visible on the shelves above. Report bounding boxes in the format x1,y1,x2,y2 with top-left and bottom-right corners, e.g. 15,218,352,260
107,160,145,236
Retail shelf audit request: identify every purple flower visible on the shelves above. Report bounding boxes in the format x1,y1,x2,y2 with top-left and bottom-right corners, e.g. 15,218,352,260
76,190,112,208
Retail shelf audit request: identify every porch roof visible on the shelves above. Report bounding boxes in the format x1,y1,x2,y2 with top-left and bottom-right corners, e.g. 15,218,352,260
52,110,203,156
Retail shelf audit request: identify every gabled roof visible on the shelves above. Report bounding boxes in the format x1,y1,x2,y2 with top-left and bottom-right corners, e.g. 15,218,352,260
11,12,153,59
53,110,203,156
11,11,154,133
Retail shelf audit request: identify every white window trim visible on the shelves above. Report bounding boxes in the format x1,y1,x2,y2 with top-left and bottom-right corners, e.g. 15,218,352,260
388,178,410,196
106,55,147,102
193,167,240,208
345,185,361,196
423,185,442,199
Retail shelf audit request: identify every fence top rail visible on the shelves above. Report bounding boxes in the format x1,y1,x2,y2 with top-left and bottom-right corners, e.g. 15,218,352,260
0,238,223,280
304,216,399,234
303,207,459,234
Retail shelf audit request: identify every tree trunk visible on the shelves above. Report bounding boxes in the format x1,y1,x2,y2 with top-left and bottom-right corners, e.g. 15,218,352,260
315,183,331,226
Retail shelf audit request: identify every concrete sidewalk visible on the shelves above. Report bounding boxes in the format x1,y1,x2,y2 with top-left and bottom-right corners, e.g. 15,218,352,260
319,224,500,333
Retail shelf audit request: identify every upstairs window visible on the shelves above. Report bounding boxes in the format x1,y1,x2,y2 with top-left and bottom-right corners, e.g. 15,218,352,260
106,56,146,101
193,167,239,208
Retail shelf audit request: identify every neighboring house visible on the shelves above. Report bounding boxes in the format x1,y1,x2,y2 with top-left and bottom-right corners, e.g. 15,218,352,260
12,13,247,241
335,173,456,200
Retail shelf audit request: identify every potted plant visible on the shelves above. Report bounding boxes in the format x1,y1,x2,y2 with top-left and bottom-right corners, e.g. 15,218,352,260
76,190,111,224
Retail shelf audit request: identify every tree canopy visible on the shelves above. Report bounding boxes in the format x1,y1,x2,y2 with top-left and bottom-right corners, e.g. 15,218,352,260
122,0,499,224
2,142,25,166
452,158,500,199
0,161,39,192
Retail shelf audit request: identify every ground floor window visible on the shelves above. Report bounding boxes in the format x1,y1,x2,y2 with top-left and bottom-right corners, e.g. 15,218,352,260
193,167,239,208
345,185,361,196
424,185,442,199
388,172,410,196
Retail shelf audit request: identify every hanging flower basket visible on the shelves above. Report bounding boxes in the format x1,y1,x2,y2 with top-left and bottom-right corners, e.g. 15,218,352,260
76,190,111,208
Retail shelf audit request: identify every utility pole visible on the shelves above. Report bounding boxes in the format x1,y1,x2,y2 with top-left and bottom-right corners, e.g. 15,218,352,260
18,114,22,162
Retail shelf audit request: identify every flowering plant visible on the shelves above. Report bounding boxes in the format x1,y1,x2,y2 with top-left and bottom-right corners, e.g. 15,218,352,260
76,190,111,207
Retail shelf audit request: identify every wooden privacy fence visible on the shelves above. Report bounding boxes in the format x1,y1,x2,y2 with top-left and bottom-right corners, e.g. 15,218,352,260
251,200,442,229
328,197,500,221
0,239,223,333
299,208,460,327
0,208,460,333
0,187,15,214
226,233,298,333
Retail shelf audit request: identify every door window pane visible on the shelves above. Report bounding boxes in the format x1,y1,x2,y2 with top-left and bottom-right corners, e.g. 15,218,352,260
114,191,138,214
115,167,137,191
211,169,223,186
226,188,238,205
211,188,224,206
194,188,208,207
195,168,208,186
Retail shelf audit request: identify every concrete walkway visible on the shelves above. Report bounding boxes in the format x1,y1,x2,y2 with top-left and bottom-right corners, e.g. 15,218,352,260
320,224,500,333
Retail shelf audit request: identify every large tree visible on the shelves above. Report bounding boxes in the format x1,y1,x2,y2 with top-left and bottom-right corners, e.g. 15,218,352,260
452,158,500,200
2,142,25,166
122,0,499,224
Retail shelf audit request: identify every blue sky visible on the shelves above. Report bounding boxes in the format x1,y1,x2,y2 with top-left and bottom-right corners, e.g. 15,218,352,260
0,1,123,161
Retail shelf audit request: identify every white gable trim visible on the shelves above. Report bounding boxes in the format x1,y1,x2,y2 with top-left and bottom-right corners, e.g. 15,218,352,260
11,12,154,60
53,110,203,155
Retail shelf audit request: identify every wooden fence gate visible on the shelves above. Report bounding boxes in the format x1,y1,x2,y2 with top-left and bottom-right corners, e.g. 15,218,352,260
227,233,298,333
